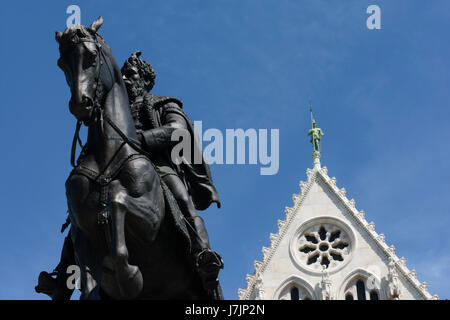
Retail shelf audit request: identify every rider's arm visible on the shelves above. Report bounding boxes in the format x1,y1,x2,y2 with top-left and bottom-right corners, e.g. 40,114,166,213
139,102,189,151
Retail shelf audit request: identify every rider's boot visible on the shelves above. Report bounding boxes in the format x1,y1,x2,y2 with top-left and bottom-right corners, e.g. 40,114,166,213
196,248,224,291
35,271,58,298
186,216,224,291
35,236,75,300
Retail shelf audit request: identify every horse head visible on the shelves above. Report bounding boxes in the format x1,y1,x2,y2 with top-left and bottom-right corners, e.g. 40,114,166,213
56,17,114,126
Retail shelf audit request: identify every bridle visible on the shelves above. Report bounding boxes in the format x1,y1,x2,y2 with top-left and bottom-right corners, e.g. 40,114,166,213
69,34,150,168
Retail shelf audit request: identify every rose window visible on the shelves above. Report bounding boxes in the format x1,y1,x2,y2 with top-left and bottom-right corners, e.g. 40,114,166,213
296,223,351,271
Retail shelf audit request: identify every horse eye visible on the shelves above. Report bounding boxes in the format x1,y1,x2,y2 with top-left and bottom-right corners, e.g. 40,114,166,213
83,50,97,69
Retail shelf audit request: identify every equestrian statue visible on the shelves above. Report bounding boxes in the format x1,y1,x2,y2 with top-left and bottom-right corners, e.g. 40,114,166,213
35,16,223,300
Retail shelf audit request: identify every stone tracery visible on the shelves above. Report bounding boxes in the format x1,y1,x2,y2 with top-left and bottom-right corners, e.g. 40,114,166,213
297,223,351,272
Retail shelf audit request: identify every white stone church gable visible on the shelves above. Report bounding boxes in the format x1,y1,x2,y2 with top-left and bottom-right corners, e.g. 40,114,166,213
238,165,438,300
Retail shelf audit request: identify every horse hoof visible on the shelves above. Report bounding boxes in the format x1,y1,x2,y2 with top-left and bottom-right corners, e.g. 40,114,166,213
117,264,143,299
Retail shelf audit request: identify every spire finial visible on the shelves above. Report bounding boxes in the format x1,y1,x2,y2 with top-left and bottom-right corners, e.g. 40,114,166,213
307,101,324,169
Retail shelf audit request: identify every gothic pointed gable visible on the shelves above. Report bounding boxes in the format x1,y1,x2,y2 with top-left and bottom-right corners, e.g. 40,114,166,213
238,165,438,300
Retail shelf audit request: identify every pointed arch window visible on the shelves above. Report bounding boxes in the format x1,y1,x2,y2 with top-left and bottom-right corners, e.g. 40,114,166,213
343,276,382,300
356,280,366,300
290,287,299,300
370,290,379,300
277,280,314,300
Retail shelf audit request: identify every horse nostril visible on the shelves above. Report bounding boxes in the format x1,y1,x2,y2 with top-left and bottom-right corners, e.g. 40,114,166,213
82,96,94,108
68,96,94,121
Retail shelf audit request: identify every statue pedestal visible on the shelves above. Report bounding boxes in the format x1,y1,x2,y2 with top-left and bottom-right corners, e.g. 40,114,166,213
312,151,321,169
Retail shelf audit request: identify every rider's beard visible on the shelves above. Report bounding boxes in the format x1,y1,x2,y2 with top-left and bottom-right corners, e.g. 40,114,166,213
126,81,145,102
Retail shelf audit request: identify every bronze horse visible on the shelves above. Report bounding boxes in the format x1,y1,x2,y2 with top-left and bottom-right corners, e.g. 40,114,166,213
55,17,221,299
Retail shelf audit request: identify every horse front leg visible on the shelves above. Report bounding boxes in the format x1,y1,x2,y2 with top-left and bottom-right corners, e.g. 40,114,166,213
109,181,143,299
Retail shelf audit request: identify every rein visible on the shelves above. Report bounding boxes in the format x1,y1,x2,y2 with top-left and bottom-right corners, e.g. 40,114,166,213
70,120,83,167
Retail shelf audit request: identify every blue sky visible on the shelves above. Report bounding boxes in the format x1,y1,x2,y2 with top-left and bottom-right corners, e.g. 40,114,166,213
1,0,449,299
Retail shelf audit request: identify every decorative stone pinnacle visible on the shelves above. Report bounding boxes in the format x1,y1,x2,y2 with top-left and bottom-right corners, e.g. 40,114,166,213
312,151,321,169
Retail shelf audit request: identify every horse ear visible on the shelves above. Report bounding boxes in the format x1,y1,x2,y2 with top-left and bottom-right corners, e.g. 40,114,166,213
55,31,62,43
89,16,103,33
